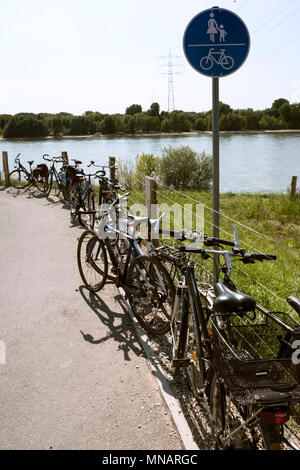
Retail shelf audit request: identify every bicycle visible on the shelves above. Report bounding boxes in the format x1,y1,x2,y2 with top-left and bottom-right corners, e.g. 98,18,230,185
200,48,234,71
69,167,106,229
77,196,175,336
42,154,67,198
9,153,49,194
152,224,300,450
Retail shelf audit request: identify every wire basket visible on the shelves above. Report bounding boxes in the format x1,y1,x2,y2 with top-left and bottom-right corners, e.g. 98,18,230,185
211,311,300,405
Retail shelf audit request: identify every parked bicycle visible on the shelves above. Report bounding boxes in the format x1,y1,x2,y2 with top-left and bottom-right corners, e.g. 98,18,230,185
42,154,67,198
77,194,175,335
9,153,49,194
152,224,300,450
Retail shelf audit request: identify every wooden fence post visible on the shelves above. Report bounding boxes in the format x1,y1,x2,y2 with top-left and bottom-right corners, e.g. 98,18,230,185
2,151,9,186
145,176,158,243
61,151,68,166
109,156,116,181
291,176,298,198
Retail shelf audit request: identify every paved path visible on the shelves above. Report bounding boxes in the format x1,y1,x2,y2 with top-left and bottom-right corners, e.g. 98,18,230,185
0,188,183,450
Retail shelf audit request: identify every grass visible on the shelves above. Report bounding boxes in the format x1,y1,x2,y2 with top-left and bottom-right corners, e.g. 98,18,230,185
127,188,300,313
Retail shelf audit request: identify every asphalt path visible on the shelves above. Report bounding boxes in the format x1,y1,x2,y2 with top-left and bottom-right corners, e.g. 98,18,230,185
0,187,183,450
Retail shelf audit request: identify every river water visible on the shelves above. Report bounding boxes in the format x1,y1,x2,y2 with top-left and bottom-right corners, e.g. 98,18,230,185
1,132,299,193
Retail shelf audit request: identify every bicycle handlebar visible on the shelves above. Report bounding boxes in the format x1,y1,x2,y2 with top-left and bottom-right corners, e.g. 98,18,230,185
43,154,64,163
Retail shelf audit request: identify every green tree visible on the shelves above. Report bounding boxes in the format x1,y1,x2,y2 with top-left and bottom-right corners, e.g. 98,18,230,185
193,117,206,131
51,116,64,136
148,102,160,117
161,118,170,132
3,116,48,138
100,115,117,134
125,104,142,116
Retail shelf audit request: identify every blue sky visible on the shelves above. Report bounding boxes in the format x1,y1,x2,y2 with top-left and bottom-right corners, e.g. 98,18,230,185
1,0,300,114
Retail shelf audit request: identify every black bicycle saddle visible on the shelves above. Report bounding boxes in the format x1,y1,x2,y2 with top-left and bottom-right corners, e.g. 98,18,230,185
214,282,256,314
287,296,300,316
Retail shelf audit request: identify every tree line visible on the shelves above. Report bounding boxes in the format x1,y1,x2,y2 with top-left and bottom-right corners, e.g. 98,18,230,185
1,98,300,138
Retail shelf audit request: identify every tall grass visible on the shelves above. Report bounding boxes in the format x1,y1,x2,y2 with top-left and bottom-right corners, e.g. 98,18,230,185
127,188,300,314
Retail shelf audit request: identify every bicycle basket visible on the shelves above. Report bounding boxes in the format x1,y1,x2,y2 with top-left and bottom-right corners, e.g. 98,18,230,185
211,311,300,405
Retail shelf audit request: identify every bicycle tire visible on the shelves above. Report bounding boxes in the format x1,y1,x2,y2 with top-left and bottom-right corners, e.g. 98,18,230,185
9,169,30,189
222,55,234,70
45,171,53,197
69,183,81,220
200,56,213,71
78,190,95,230
77,229,108,292
51,171,62,198
126,255,175,336
208,370,257,450
34,172,49,195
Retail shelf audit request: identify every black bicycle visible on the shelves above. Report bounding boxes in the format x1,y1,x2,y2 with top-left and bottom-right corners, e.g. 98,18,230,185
77,196,175,336
153,225,300,450
9,153,49,194
42,154,67,198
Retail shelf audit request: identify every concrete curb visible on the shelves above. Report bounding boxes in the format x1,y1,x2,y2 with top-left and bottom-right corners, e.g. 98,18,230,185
119,288,199,451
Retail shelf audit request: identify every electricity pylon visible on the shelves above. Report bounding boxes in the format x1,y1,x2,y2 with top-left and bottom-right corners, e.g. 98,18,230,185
158,50,183,112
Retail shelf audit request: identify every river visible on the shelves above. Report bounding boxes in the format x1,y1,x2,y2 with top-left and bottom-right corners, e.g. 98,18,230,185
1,132,299,193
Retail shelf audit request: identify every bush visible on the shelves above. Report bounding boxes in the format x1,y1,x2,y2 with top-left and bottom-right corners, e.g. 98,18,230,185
159,145,212,191
134,153,159,189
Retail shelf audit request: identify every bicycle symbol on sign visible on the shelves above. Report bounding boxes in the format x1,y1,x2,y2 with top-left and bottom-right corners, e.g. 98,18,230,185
200,48,234,71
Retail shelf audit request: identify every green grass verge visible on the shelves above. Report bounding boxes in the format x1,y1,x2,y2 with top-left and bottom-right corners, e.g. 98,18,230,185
127,189,300,313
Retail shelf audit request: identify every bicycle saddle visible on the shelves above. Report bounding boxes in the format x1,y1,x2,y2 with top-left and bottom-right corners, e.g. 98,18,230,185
73,159,82,165
287,296,300,316
213,282,256,314
27,160,34,165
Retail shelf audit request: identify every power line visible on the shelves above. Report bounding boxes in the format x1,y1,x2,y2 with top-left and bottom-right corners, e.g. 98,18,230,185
257,6,300,38
253,0,297,33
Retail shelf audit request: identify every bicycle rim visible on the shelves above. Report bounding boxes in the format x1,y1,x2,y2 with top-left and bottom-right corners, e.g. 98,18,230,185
126,255,175,335
77,230,108,292
9,169,29,189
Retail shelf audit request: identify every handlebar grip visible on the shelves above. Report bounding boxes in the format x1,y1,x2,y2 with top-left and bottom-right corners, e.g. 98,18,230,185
204,237,235,247
250,254,277,261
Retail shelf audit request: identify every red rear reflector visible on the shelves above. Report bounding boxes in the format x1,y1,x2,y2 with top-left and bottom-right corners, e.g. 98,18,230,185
262,408,290,425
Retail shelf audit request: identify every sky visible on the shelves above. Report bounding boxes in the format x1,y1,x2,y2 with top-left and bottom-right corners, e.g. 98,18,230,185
1,0,300,115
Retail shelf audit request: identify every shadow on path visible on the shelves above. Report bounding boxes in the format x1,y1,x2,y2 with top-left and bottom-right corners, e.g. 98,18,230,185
78,286,145,362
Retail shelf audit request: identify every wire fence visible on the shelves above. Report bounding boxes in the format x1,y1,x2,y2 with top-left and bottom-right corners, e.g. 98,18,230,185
118,166,300,313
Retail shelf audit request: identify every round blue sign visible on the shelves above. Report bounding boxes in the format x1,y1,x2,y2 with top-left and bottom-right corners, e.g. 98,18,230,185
183,7,250,78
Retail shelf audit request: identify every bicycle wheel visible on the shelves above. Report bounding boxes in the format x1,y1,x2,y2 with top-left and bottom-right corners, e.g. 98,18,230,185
34,174,49,195
45,171,53,197
221,55,234,70
50,171,62,198
69,183,81,220
78,190,95,230
126,255,175,335
77,229,108,292
200,56,213,71
208,371,253,450
9,169,29,189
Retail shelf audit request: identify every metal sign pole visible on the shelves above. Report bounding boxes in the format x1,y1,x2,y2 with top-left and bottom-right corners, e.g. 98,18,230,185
212,77,220,283
183,6,250,284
